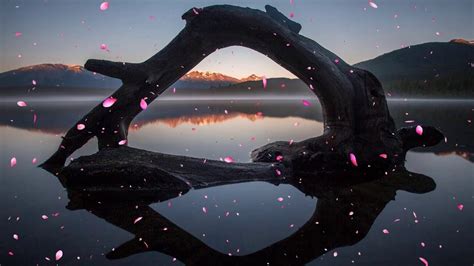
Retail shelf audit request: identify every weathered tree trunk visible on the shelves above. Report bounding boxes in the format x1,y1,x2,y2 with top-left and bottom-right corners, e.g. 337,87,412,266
41,5,443,176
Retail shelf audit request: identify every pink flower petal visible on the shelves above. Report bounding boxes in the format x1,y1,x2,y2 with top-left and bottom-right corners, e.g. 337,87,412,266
41,215,48,220
302,100,311,106
419,257,429,266
32,79,37,85
102,97,116,108
202,207,207,213
10,157,17,167
416,125,423,136
379,153,388,159
55,250,63,261
118,140,127,145
277,197,284,202
349,153,358,167
17,101,27,107
369,1,378,9
224,156,234,163
133,217,143,224
140,99,148,110
100,43,108,50
275,169,281,176
13,234,19,240
99,2,109,11
33,113,37,124
262,76,267,89
32,158,37,164
76,124,85,130
382,229,389,234
15,32,22,37
276,155,284,161
457,204,464,211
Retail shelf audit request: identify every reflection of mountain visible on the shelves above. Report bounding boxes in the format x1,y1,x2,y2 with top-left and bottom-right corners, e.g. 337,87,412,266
144,112,264,128
355,39,474,97
1,99,472,162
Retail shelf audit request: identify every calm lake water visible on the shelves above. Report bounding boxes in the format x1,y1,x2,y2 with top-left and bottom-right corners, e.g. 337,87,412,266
1,97,472,265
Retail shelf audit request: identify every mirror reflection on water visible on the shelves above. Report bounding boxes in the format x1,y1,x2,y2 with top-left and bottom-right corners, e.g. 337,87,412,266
1,97,472,265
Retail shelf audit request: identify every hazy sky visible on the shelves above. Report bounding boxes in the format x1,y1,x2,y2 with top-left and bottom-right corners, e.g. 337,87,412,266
1,0,472,78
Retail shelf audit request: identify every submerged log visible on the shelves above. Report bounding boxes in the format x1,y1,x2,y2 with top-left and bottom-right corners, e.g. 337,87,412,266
41,4,443,178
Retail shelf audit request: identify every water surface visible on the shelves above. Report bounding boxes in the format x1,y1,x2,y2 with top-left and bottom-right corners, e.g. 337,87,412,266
1,98,472,265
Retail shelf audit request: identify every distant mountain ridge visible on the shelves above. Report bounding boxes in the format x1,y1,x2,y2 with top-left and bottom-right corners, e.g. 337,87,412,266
354,39,473,97
0,64,263,90
1,40,473,97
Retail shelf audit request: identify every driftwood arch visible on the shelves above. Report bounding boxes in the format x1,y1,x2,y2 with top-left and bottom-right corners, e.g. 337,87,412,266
42,5,443,174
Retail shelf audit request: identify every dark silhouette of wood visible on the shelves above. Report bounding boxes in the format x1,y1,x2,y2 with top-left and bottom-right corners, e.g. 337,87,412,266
63,169,436,265
41,4,443,177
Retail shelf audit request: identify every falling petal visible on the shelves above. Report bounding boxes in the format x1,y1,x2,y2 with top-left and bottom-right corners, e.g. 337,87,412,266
41,215,48,220
100,43,108,50
302,100,311,106
13,234,19,240
15,32,22,37
262,76,267,89
379,153,388,159
416,125,423,136
55,250,63,261
290,0,294,4
382,229,389,234
334,58,340,64
277,197,284,202
118,140,127,145
457,204,464,211
32,158,37,164
102,97,116,108
133,217,143,224
419,257,429,266
333,251,338,257
99,2,109,11
33,113,37,124
192,8,200,15
275,169,281,176
76,124,85,130
140,99,148,110
349,153,358,167
10,157,17,167
224,156,234,163
369,1,378,8
202,207,207,213
276,155,284,161
17,101,27,107
32,79,37,85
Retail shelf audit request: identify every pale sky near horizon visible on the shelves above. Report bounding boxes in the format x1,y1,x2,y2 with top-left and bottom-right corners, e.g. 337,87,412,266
0,0,472,78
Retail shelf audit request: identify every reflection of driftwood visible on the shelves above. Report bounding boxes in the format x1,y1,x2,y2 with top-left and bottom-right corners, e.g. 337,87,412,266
64,170,435,265
41,4,443,175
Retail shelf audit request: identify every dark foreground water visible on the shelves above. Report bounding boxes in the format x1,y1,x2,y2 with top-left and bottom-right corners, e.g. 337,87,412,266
0,98,472,265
